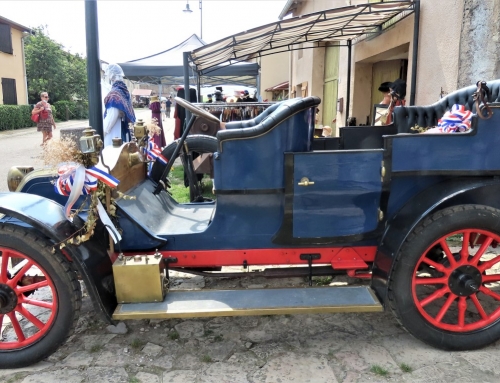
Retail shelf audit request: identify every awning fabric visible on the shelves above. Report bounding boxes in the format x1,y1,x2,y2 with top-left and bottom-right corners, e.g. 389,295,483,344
131,89,152,96
190,1,415,74
265,81,289,92
119,34,259,87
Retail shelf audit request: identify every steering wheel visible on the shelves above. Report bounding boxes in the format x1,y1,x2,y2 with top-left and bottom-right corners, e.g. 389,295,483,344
174,97,220,123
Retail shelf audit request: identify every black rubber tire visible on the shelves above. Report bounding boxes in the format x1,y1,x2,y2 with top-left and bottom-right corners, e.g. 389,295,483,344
0,225,81,368
149,135,218,198
388,204,500,350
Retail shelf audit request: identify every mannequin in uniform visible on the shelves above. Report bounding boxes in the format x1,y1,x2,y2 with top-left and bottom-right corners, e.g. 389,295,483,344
103,64,136,147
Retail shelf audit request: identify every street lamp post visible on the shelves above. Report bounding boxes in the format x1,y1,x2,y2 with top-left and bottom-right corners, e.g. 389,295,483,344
199,0,202,40
183,0,202,39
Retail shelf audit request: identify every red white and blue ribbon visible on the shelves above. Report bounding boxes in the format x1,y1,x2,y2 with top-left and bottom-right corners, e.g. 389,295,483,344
54,162,120,221
146,140,167,165
142,139,167,175
438,104,473,132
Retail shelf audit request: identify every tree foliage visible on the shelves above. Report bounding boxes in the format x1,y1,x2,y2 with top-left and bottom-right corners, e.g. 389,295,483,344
25,26,87,104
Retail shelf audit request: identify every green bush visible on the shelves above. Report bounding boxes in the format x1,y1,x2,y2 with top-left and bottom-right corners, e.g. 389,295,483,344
0,104,36,130
53,100,88,121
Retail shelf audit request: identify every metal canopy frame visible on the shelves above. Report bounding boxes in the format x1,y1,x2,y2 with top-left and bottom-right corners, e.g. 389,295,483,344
187,0,420,124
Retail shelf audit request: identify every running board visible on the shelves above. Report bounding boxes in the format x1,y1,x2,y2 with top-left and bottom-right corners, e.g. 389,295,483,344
112,286,383,320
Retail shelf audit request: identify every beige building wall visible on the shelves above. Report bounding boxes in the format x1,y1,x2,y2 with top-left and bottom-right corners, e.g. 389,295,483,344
287,0,465,130
0,26,28,105
259,52,289,101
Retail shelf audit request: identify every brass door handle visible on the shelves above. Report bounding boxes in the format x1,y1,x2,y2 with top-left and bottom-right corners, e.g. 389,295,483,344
298,177,315,186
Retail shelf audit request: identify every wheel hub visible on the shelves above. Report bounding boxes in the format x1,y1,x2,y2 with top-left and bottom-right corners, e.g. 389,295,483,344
448,265,482,297
0,283,18,314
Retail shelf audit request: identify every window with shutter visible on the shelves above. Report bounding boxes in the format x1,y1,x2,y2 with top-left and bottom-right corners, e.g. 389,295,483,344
0,23,13,54
2,78,18,105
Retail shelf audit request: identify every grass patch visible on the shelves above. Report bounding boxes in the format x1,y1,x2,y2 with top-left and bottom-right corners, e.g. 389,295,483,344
128,378,140,383
6,374,23,383
168,330,180,340
130,339,145,350
204,329,214,337
201,354,212,363
370,365,389,376
400,363,413,373
90,344,103,353
167,166,214,203
313,276,333,286
214,334,223,342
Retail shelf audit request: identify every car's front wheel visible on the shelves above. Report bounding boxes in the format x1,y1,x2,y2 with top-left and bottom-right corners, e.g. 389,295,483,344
0,225,81,368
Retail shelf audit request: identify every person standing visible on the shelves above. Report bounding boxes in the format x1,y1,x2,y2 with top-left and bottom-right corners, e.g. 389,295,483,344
165,97,172,118
32,91,56,146
103,64,136,146
160,100,166,121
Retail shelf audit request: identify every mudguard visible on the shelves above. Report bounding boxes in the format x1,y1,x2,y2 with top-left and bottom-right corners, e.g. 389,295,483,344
371,177,500,303
0,192,116,323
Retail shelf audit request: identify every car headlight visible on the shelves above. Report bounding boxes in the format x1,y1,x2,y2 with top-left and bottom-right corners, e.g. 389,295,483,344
7,166,34,192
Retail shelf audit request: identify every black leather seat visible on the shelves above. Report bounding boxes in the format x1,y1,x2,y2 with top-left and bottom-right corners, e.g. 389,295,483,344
224,102,281,130
393,79,500,133
217,97,321,150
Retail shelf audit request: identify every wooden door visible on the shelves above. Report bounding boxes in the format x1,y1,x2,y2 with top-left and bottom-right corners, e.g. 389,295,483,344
323,44,339,135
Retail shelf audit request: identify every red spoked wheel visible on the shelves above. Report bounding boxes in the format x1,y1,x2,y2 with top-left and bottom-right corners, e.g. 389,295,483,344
0,248,58,350
389,205,500,350
0,225,81,368
413,228,500,332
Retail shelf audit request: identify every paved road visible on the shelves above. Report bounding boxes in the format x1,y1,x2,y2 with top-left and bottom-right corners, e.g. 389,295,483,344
1,114,500,382
0,108,174,192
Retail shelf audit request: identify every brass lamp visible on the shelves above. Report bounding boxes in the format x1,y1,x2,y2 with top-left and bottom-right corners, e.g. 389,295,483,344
79,128,103,164
133,119,148,141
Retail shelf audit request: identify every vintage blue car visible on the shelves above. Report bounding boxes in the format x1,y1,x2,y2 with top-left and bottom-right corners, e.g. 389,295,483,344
1,80,500,368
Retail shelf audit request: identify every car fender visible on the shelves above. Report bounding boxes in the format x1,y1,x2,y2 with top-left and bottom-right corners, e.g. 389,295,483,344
0,192,116,323
371,177,500,303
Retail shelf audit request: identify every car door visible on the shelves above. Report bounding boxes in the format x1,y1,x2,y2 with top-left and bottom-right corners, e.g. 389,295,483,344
291,150,384,239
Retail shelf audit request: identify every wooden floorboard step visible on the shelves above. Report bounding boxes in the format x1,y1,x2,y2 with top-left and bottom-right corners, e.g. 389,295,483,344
113,286,383,320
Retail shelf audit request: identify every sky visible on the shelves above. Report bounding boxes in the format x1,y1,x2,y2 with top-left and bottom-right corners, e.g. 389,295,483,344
1,0,287,63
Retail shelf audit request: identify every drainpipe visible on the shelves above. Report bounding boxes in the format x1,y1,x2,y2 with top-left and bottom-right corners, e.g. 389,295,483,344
409,0,420,106
345,39,352,126
21,31,30,105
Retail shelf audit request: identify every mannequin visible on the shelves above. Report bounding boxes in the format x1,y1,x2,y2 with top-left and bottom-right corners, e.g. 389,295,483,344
103,64,136,147
149,95,166,147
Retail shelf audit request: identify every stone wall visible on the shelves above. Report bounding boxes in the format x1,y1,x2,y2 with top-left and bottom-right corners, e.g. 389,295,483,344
458,0,500,87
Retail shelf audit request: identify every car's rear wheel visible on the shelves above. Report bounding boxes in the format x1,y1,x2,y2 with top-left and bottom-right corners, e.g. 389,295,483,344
388,205,500,350
0,225,81,368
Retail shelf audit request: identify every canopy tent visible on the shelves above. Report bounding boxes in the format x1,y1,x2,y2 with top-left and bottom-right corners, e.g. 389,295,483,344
119,34,259,87
188,1,419,123
189,2,416,73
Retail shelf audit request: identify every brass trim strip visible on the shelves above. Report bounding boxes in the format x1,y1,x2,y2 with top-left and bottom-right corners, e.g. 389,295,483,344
113,303,383,320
